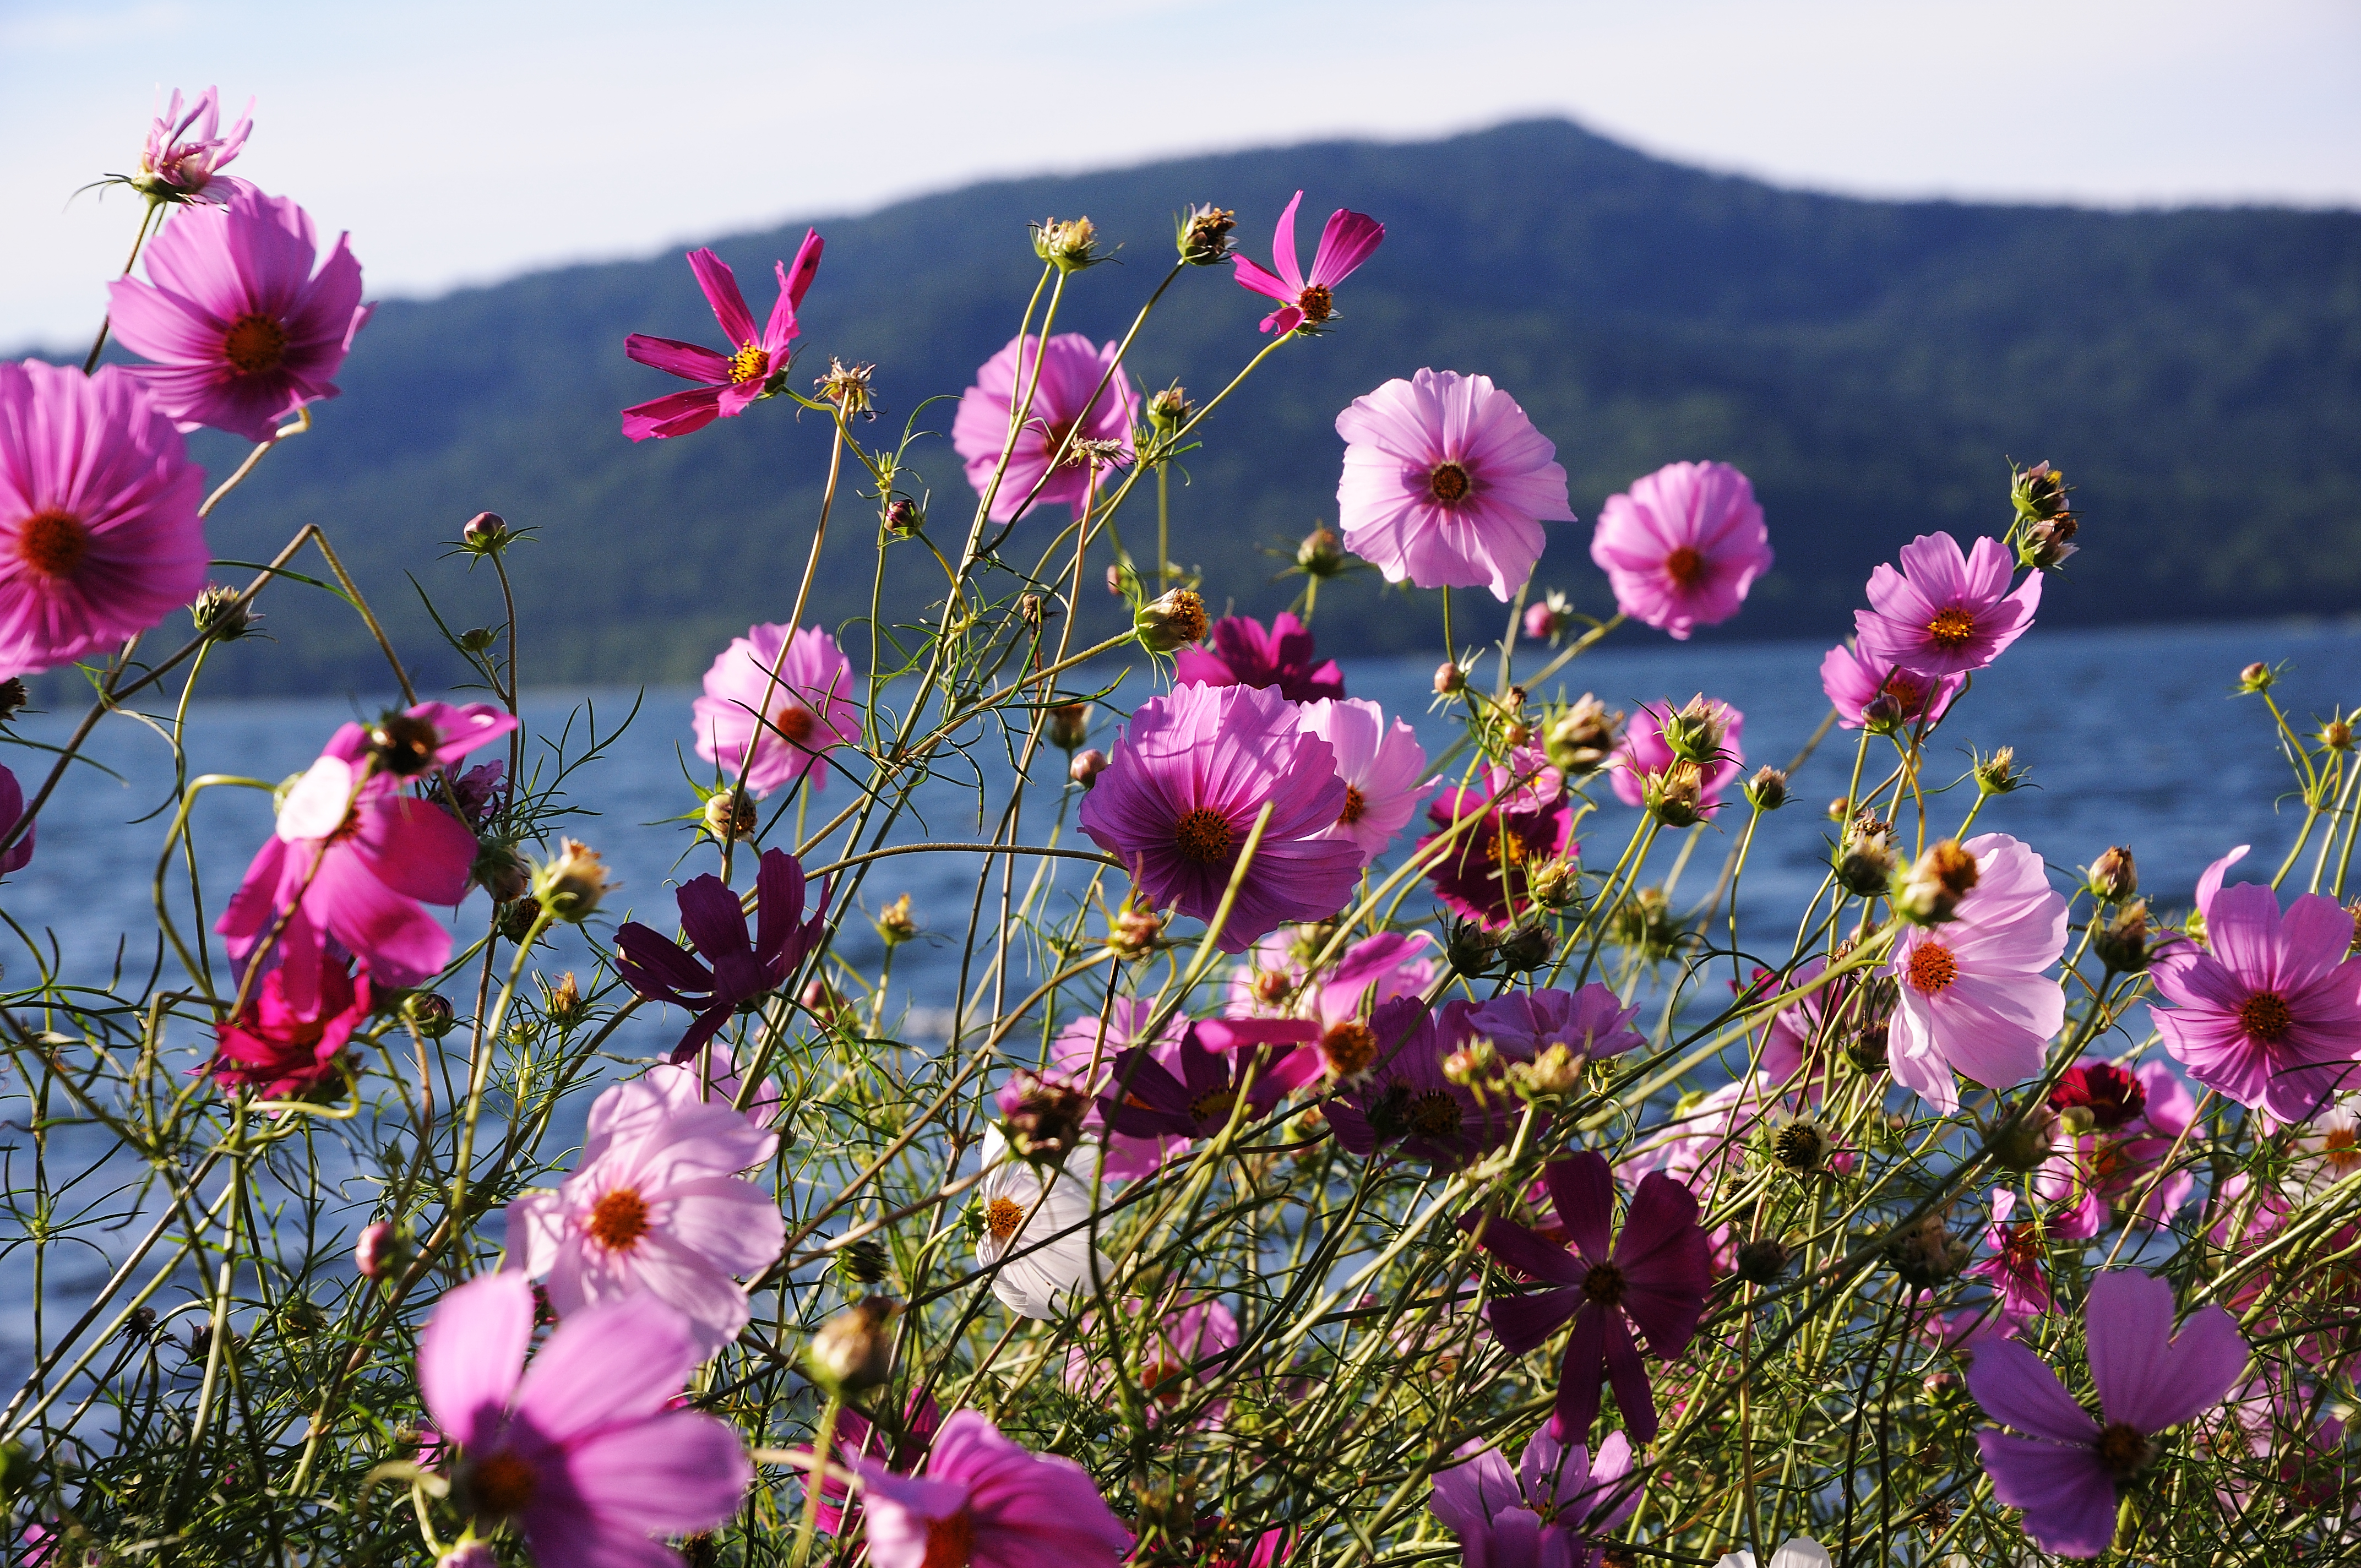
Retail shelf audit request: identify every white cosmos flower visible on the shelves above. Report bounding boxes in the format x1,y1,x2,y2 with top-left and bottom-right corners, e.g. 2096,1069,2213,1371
976,1126,1114,1319
1717,1540,1833,1568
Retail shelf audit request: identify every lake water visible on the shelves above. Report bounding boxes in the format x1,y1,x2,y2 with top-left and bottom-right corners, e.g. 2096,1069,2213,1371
4,618,2358,1387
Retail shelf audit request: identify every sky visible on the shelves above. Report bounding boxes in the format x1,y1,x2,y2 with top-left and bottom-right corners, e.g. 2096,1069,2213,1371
4,0,2357,350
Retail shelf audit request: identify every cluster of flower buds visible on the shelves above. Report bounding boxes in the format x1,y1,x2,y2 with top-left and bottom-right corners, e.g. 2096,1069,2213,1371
1892,838,1979,924
1176,204,1237,266
1032,215,1103,273
1542,694,1622,775
1836,814,1897,896
997,1071,1091,1164
2010,460,2079,570
807,1296,901,1392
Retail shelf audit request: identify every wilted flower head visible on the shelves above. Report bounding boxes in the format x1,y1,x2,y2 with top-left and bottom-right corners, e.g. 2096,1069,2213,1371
531,839,614,923
1231,190,1384,335
1177,204,1237,266
1543,694,1623,775
1032,215,1102,271
129,86,254,204
621,231,822,441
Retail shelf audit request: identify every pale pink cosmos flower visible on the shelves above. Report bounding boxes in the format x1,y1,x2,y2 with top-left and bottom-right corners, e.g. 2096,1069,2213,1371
692,622,861,796
1818,639,1963,731
2150,843,2361,1123
1853,532,2042,680
1886,832,2067,1113
0,360,209,674
1969,1268,2248,1558
1587,461,1772,640
621,232,822,442
857,1408,1132,1568
507,1073,784,1357
1231,190,1384,335
1429,1425,1639,1567
1611,696,1746,815
132,86,253,204
107,187,372,443
1298,697,1430,862
416,1272,751,1566
950,332,1140,524
217,702,517,1010
1335,369,1575,601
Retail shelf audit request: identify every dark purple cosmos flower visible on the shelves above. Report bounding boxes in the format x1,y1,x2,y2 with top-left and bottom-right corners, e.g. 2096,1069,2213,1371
1460,984,1643,1067
613,847,826,1063
1097,1017,1321,1146
1853,532,2042,680
1418,749,1576,928
1459,1152,1710,1444
621,231,823,442
106,187,372,443
1232,190,1384,335
0,763,32,877
1327,997,1522,1169
1175,612,1345,703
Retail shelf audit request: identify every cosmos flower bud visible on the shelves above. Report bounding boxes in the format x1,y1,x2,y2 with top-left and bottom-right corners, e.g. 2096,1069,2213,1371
1136,588,1209,653
995,1071,1091,1164
459,625,498,653
1498,923,1554,973
1047,702,1090,751
1146,383,1193,437
2239,662,2275,694
1108,896,1165,959
2010,458,2073,524
1526,856,1580,911
190,584,255,643
1433,661,1466,696
1886,1212,1970,1289
476,840,531,903
354,1221,402,1280
1508,1041,1584,1099
807,1297,901,1392
834,1237,890,1287
2087,845,2137,902
0,678,26,725
885,497,924,535
1522,590,1573,644
1972,747,2023,795
367,711,442,776
1644,760,1705,827
1826,796,1851,822
460,510,514,555
1990,1106,2058,1170
2092,899,2153,972
1836,818,1896,897
1860,691,1907,734
1543,694,1622,775
1295,524,1345,578
1445,918,1500,976
531,838,616,923
1744,766,1788,811
702,787,758,845
801,976,849,1025
2321,715,2355,753
1441,1037,1499,1087
1733,1235,1788,1285
402,991,456,1040
1659,696,1727,764
1070,748,1109,787
2017,515,2079,571
875,893,918,949
1176,204,1237,266
1893,838,1979,925
1032,215,1102,273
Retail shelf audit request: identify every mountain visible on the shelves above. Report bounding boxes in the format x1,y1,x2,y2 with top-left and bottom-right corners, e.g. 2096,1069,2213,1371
100,118,2361,696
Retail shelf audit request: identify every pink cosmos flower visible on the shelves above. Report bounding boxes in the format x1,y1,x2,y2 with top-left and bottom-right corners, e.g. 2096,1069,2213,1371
2150,843,2361,1122
691,622,861,796
132,86,253,204
208,959,371,1101
856,1408,1132,1568
1968,1268,2248,1558
1965,1188,2052,1327
1611,697,1747,815
1460,1152,1711,1444
507,1072,785,1357
416,1272,750,1566
1329,998,1523,1168
1175,612,1345,703
0,764,31,875
1853,532,2042,680
1886,832,2067,1113
1229,927,1439,1026
0,360,209,673
2033,1060,2199,1235
1335,369,1575,601
1230,190,1384,336
1461,984,1642,1067
1078,681,1363,954
1818,639,1963,731
950,332,1140,524
1429,1426,1639,1567
217,702,517,1010
613,848,826,1063
1298,697,1430,862
1587,461,1772,640
1419,748,1576,928
107,187,372,443
621,232,822,442
1755,955,1894,1087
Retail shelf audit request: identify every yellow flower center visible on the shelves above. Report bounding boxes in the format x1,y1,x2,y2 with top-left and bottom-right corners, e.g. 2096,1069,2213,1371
1189,1087,1239,1124
986,1196,1025,1243
728,342,770,385
1925,606,1979,650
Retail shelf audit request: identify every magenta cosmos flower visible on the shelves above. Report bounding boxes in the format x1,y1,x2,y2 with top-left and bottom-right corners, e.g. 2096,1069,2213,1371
217,701,516,1008
1461,984,1643,1067
208,959,371,1101
132,86,253,204
857,1408,1132,1568
1328,997,1522,1167
2034,1059,2199,1236
1611,696,1747,815
1231,190,1384,336
1299,697,1430,862
1176,611,1344,702
1096,1018,1319,1151
2150,843,2361,1122
1420,748,1576,928
614,848,826,1063
1078,681,1363,954
621,232,822,442
803,1391,942,1537
107,187,371,443
1460,1152,1710,1444
1965,1188,2052,1329
950,331,1140,524
0,764,32,876
0,360,209,673
507,1073,785,1356
417,1272,750,1566
692,621,860,796
1336,369,1575,601
1588,461,1772,640
1885,832,2067,1114
1429,1426,1638,1568
1818,639,1963,731
1854,532,2041,680
1969,1268,2248,1558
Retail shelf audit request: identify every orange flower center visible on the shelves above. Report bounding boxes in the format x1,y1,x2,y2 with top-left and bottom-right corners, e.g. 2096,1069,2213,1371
1662,545,1704,586
1321,1020,1378,1079
1428,461,1471,503
587,1188,649,1250
222,312,287,375
2322,1125,2361,1174
728,342,770,385
1882,671,1927,707
1925,606,1979,650
1175,806,1234,865
16,509,89,578
2240,990,2292,1043
923,1509,976,1568
468,1449,538,1516
1337,785,1368,826
986,1195,1025,1243
1582,1260,1626,1306
1139,1355,1188,1407
769,700,817,745
1296,284,1334,324
1907,941,1959,995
